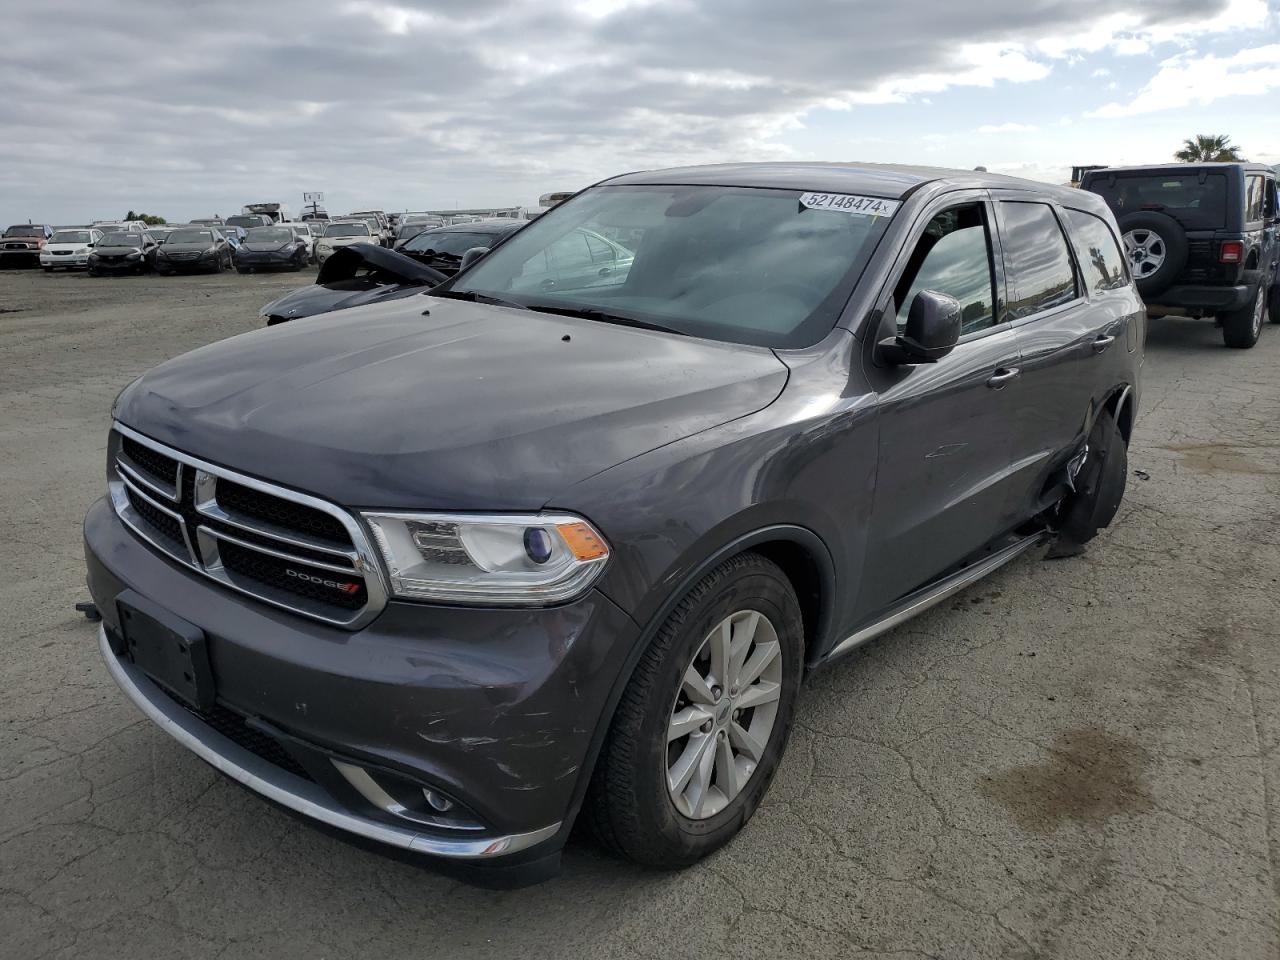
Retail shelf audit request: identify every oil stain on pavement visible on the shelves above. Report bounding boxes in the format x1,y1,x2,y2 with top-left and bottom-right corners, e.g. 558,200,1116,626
979,728,1154,833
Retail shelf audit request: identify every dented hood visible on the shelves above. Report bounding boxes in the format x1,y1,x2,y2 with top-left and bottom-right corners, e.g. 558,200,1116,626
114,297,789,511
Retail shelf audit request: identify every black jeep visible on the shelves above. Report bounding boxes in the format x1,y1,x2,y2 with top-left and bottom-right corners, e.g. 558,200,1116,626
1081,163,1279,348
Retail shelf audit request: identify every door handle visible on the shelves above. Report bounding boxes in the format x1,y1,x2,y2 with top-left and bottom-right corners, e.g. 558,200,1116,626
986,367,1021,389
1092,334,1116,353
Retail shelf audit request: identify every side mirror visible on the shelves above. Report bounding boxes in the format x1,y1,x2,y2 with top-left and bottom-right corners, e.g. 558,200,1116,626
459,246,490,271
878,290,962,365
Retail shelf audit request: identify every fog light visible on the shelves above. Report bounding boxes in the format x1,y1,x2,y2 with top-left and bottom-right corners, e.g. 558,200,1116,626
423,788,454,812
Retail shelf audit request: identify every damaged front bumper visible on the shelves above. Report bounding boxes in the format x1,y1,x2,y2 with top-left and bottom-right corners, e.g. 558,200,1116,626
84,497,638,878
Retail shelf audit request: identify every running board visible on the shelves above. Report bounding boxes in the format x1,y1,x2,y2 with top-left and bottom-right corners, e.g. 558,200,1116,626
825,531,1049,663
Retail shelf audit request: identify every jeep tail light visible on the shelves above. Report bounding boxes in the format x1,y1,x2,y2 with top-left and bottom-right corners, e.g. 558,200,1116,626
1219,241,1243,264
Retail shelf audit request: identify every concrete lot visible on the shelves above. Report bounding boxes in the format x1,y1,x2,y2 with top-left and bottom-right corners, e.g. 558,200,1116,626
1,267,1277,960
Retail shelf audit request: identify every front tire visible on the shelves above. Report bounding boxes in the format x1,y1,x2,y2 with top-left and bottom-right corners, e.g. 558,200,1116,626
1220,282,1266,349
586,552,803,868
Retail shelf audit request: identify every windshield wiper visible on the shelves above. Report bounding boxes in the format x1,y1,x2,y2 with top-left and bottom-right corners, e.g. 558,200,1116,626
433,289,528,310
522,303,686,336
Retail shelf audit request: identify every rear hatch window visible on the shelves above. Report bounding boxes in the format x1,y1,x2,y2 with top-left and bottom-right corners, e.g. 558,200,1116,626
1085,173,1228,230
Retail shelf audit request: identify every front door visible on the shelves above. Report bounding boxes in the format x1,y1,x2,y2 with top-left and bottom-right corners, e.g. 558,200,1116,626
859,193,1026,615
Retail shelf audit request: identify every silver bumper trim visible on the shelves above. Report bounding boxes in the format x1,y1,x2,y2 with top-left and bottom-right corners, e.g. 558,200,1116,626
98,626,561,859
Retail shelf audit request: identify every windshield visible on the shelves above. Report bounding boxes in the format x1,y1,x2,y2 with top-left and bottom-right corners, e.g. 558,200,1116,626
247,227,293,244
5,225,43,237
324,223,369,237
167,229,215,244
404,230,495,258
1087,173,1228,230
51,231,92,243
447,185,894,347
227,215,267,228
101,234,143,247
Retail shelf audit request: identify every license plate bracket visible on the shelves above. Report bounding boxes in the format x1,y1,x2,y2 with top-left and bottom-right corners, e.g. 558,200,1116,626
116,590,214,711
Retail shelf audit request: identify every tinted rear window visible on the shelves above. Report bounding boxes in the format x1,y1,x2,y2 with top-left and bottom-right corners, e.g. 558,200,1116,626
1086,173,1227,230
999,202,1078,319
1064,209,1129,294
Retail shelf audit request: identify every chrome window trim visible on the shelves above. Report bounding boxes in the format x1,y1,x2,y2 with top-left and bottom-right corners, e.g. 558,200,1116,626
109,422,388,629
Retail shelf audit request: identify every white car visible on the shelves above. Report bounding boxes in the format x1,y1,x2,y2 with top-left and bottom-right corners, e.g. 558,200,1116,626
92,220,146,234
313,220,377,263
40,228,104,271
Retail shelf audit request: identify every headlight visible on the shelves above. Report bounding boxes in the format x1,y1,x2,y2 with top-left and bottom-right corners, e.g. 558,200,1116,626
361,511,609,605
75,247,88,255
125,250,142,259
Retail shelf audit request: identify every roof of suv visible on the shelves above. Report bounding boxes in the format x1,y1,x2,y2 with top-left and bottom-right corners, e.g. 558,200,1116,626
603,162,1093,205
1086,162,1276,175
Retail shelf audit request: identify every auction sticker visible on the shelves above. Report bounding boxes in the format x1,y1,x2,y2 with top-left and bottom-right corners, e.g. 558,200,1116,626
799,193,899,217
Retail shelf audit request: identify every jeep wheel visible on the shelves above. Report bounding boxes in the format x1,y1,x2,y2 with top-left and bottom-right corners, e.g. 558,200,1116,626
1220,283,1265,349
586,552,802,868
1117,211,1187,299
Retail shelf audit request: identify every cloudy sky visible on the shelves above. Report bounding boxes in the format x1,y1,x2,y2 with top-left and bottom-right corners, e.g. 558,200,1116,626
3,0,1279,224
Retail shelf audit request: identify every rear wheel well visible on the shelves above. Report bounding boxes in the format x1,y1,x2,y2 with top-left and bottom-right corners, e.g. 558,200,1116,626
750,540,825,660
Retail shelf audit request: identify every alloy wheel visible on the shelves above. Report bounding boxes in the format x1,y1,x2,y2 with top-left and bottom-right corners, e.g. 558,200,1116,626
1252,286,1265,337
665,609,783,819
1122,229,1166,279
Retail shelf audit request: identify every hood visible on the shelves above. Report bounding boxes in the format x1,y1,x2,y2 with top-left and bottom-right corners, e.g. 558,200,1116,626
257,282,423,320
258,245,444,320
115,298,789,511
94,244,143,255
243,241,294,252
315,243,444,286
320,236,368,246
45,242,90,251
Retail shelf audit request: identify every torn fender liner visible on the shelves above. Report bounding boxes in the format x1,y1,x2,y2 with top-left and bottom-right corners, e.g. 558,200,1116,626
317,242,447,286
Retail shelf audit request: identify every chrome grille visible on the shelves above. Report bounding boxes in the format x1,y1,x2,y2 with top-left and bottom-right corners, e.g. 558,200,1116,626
108,423,387,628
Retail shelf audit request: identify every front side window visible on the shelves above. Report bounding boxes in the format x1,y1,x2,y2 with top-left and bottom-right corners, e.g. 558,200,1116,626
999,202,1078,319
447,184,895,347
1063,209,1129,294
893,203,997,336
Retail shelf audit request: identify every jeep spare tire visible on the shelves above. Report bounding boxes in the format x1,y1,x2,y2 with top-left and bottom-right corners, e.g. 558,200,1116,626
1117,211,1187,299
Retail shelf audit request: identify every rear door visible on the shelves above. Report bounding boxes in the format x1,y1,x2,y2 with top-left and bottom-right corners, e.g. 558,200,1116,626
993,194,1132,519
860,191,1027,610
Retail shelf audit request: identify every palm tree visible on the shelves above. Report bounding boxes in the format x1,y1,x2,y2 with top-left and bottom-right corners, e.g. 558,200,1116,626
1174,135,1243,162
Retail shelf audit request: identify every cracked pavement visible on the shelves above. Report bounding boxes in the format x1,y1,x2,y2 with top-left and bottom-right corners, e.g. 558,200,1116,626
2,269,1278,959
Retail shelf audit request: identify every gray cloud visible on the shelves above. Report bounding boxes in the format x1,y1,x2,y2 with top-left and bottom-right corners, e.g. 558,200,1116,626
0,0,1236,223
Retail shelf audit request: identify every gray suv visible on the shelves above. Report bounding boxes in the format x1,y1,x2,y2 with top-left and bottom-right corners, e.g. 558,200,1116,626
85,163,1142,885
